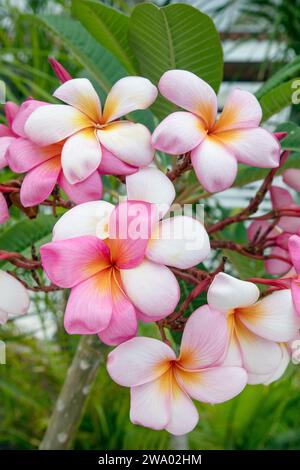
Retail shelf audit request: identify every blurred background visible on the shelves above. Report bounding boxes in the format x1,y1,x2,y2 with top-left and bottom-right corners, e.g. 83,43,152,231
1,0,300,450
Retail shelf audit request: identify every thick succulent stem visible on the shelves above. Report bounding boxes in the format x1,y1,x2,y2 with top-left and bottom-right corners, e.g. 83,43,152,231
39,335,106,450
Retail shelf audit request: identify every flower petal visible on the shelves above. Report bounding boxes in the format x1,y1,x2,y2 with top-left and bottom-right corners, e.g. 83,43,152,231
238,289,300,342
270,185,294,209
53,201,115,241
291,278,300,316
20,156,61,207
235,318,283,375
247,343,290,385
264,247,291,276
53,78,102,122
0,269,29,316
158,70,217,128
61,128,102,184
213,89,262,132
121,260,180,319
25,104,92,146
208,273,260,313
0,193,9,224
191,137,238,193
151,111,206,155
175,366,247,404
165,380,199,436
40,235,110,288
98,121,154,167
103,76,157,123
58,171,103,204
107,336,175,387
0,136,15,168
64,270,112,334
98,146,137,176
109,201,156,269
283,168,300,192
179,305,228,370
130,372,171,431
214,128,280,168
98,273,137,345
7,138,62,173
146,216,210,269
12,99,46,138
4,101,19,128
126,167,175,218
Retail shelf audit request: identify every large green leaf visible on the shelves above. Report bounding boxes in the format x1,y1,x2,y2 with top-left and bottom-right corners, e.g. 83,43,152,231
0,215,56,255
129,3,223,118
71,0,136,74
32,14,126,94
260,79,299,122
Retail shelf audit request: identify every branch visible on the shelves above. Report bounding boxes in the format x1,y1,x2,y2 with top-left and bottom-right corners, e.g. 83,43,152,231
40,335,107,450
167,153,192,181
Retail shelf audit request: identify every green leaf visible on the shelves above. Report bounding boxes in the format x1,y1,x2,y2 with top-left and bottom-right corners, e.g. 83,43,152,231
256,55,300,100
0,215,56,257
129,3,223,118
32,14,127,94
71,0,136,74
260,79,299,122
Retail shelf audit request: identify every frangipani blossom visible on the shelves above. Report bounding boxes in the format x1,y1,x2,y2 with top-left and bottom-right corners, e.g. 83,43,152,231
40,168,210,345
248,186,300,275
107,307,247,435
0,270,30,324
287,234,300,317
152,70,280,193
0,101,20,223
207,273,300,384
24,77,157,186
7,99,103,207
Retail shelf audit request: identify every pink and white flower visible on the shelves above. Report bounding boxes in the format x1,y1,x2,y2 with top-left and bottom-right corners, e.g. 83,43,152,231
24,77,157,187
152,70,280,193
283,168,300,193
0,269,30,324
40,168,210,345
207,273,299,384
287,234,300,317
248,186,300,275
107,306,247,435
0,101,20,223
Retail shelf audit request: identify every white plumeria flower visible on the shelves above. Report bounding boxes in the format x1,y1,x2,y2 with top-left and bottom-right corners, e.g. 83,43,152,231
207,273,300,384
0,270,30,324
24,77,158,184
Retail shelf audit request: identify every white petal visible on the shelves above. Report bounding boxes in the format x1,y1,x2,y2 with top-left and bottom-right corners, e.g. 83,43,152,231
126,166,175,218
25,104,92,146
53,78,102,121
103,76,157,123
0,270,29,317
207,273,260,313
98,121,154,167
165,380,199,436
53,201,115,241
247,343,290,385
61,129,102,184
121,259,180,319
239,289,300,342
146,216,210,269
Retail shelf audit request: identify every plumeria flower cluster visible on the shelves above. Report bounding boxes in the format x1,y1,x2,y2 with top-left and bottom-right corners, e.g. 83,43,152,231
1,64,300,436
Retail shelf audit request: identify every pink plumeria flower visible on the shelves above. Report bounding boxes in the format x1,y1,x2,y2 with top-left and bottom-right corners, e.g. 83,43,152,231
152,70,280,193
107,307,247,435
24,77,158,186
40,168,210,345
6,98,104,207
0,270,30,324
287,234,300,317
0,101,20,223
248,186,300,275
207,273,300,384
